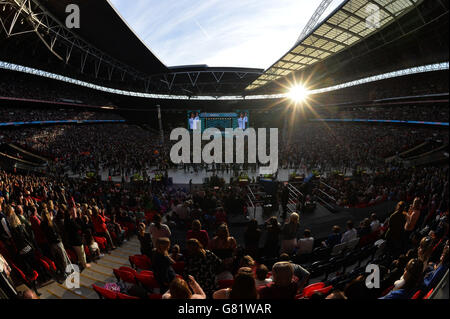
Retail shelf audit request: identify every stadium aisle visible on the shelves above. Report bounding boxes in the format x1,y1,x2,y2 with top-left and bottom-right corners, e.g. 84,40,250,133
36,238,141,299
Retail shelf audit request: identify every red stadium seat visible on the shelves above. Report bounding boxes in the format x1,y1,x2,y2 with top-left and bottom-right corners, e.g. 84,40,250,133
423,288,434,299
136,273,160,289
11,263,40,295
93,236,107,251
300,282,325,298
129,255,152,270
306,285,333,298
113,269,136,284
119,266,137,276
411,290,422,299
92,284,117,299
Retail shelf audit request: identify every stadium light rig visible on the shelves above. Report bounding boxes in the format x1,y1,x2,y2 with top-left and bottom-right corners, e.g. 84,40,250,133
288,84,310,103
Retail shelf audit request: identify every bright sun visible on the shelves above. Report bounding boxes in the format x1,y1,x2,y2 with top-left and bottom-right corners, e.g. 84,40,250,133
288,85,309,103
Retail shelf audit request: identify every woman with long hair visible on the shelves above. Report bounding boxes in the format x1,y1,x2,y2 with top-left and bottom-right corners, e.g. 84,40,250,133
6,206,40,278
162,275,206,299
41,208,69,275
380,258,424,299
185,238,222,298
280,213,300,255
209,223,237,262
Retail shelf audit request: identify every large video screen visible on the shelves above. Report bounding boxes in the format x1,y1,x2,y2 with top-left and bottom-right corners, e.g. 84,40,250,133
187,110,250,132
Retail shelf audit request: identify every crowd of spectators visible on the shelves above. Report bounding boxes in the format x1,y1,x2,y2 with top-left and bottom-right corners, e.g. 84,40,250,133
313,105,449,123
280,123,448,172
0,107,123,123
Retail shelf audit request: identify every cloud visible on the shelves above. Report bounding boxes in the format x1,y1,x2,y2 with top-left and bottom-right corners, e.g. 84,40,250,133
109,0,346,69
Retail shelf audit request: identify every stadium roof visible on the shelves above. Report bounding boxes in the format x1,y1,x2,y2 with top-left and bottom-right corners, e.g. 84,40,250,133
246,0,424,91
39,0,168,75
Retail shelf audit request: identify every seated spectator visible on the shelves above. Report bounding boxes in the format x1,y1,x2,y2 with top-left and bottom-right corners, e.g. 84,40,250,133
255,264,272,287
358,218,372,238
296,229,314,255
423,241,449,290
341,220,358,244
380,258,424,299
279,253,310,293
370,213,381,232
322,225,341,248
418,236,435,272
151,237,176,293
259,262,298,299
213,267,258,299
162,275,206,299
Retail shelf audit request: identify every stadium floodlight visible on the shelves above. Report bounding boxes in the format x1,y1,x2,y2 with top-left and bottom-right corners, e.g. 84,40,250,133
288,85,309,103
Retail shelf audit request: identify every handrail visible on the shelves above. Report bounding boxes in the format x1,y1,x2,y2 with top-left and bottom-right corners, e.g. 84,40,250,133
320,181,338,193
318,189,336,202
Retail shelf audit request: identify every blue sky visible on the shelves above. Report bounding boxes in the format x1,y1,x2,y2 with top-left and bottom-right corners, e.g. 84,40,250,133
109,0,345,69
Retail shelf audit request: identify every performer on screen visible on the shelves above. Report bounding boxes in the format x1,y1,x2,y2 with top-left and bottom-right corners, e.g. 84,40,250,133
238,112,248,130
189,112,201,131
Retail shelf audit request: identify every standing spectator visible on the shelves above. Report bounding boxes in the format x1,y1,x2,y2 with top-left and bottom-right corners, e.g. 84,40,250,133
244,219,261,259
264,217,281,258
137,222,153,258
385,202,407,256
92,207,115,250
186,219,209,249
65,207,90,269
151,237,176,293
41,208,69,276
149,214,171,247
404,197,422,241
185,238,222,298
